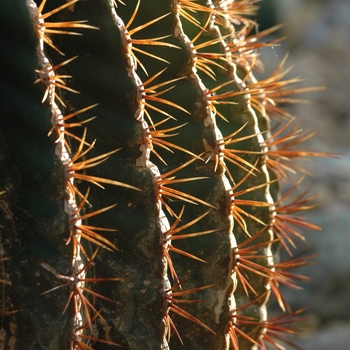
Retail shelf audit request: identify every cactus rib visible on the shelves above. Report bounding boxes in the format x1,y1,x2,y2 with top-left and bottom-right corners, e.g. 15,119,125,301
0,0,330,349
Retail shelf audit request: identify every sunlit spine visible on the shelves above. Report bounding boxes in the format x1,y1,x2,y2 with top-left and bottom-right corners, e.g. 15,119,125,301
0,0,332,349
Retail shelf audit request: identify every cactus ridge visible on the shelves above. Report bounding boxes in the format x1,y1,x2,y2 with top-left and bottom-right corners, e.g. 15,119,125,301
0,0,332,349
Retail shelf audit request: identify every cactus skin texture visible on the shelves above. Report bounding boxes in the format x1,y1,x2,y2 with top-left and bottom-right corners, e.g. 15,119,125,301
0,0,328,349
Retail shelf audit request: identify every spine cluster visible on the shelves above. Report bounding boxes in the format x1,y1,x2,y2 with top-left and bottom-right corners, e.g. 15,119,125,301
0,0,330,349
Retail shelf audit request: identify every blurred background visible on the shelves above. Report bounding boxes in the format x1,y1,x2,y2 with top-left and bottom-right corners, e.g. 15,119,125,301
255,0,350,349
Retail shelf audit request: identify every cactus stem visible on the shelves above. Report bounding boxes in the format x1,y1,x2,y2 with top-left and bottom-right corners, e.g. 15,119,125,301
233,231,280,295
195,58,221,80
163,206,219,282
229,170,273,233
178,0,216,16
164,278,216,342
1,0,331,347
177,0,226,33
146,119,201,164
208,123,262,182
34,55,80,106
35,0,98,55
76,335,123,349
255,309,306,350
123,5,178,74
229,322,259,350
76,226,117,252
229,292,271,349
140,73,190,118
52,104,99,132
41,249,122,342
155,157,216,217
66,131,140,191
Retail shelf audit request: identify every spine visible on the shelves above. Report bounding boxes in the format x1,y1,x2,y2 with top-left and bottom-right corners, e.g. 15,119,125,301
0,0,329,349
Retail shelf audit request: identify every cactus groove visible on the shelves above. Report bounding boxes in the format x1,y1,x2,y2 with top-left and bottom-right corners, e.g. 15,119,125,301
0,0,329,349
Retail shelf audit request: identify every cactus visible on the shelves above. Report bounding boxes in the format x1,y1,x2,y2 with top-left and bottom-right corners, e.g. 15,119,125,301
0,0,330,349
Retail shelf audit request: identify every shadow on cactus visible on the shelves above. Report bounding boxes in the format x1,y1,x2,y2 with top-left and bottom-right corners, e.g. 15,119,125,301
0,0,335,349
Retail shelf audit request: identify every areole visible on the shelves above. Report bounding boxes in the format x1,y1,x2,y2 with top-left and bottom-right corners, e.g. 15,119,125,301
0,0,330,349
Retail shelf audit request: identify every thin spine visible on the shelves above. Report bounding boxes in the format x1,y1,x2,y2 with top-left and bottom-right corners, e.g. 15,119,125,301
115,1,234,345
28,1,132,347
214,2,323,349
174,1,238,347
110,2,172,347
21,1,323,349
211,1,277,346
26,1,88,345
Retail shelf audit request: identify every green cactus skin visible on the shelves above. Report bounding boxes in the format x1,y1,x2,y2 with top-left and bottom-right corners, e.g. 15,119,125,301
0,0,325,349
